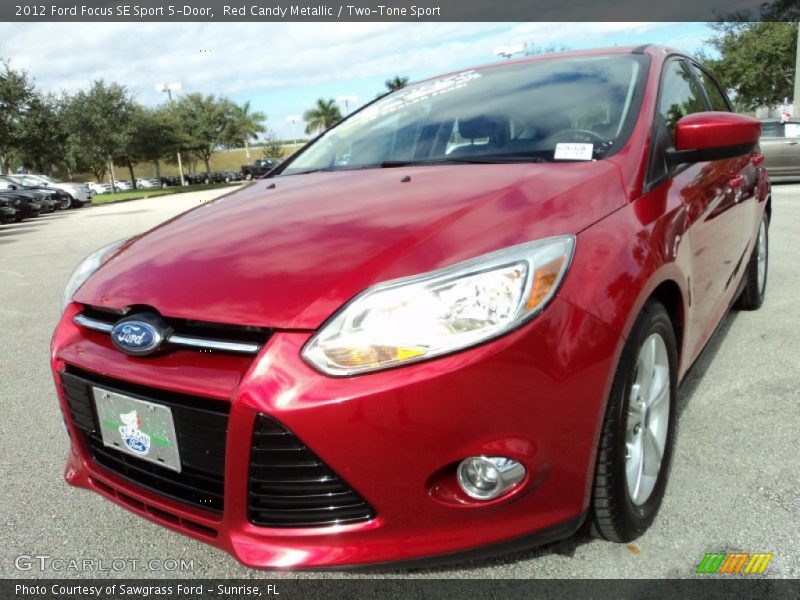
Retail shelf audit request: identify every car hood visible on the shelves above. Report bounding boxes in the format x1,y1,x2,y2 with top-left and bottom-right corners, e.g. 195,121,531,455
75,163,625,329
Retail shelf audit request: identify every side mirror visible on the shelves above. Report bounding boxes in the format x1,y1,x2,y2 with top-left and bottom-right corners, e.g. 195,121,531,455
666,112,761,166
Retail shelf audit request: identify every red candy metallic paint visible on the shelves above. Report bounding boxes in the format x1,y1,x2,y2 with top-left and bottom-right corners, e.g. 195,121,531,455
51,45,769,568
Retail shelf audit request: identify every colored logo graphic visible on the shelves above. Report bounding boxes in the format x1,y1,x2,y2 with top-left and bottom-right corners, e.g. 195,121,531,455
696,552,773,575
110,320,162,356
118,411,151,455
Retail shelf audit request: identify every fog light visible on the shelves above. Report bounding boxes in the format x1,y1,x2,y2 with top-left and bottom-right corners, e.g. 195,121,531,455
457,456,526,500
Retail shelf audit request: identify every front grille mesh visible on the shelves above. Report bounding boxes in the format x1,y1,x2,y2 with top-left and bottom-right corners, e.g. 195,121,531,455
248,414,375,527
60,367,228,513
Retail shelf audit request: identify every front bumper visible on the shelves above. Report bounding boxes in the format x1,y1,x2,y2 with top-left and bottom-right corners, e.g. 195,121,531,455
51,298,622,568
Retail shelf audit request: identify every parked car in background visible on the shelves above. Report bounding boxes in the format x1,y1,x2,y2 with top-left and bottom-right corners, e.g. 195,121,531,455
0,196,16,223
52,46,770,568
87,182,112,195
159,175,183,187
241,157,279,180
0,175,66,211
112,180,133,191
759,119,800,180
8,174,91,208
135,178,160,189
219,170,242,182
0,191,41,221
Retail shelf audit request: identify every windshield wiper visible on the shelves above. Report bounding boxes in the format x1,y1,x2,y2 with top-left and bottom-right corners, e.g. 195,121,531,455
380,156,547,168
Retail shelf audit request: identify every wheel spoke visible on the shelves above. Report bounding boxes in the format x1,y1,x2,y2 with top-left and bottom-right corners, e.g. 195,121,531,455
627,434,644,503
642,428,663,478
649,377,668,409
637,337,655,402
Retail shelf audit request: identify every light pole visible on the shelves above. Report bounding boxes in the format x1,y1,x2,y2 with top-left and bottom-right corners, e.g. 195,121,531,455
794,23,800,118
286,115,300,152
337,94,358,115
155,82,186,186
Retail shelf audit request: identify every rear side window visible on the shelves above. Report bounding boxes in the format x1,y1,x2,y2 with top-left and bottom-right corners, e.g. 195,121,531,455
658,60,708,145
760,122,784,138
691,66,731,112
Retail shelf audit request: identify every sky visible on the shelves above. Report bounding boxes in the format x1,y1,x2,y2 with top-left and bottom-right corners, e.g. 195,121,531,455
0,22,714,140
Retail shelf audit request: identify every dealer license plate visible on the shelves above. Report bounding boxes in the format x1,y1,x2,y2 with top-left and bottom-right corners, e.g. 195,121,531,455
92,387,182,473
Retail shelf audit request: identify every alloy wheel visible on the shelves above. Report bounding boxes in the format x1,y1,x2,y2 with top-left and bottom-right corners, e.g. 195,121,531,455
625,333,670,506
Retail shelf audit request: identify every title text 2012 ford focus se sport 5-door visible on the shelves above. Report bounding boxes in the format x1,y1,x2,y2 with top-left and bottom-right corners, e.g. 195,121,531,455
51,46,770,568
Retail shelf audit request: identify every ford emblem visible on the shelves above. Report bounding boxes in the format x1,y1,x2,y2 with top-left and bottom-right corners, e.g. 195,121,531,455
110,319,164,356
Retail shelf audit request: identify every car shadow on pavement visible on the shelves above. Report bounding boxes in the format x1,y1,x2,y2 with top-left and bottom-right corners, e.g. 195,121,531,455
383,310,743,575
0,226,38,237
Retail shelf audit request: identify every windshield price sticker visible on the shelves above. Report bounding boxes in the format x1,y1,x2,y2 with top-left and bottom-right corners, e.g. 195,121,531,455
554,143,594,161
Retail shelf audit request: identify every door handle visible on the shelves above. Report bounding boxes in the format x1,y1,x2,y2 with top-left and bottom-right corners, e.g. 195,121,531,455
787,140,798,145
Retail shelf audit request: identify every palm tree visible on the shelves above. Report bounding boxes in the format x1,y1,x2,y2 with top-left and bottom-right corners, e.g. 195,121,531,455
230,100,266,161
303,99,342,135
385,76,409,92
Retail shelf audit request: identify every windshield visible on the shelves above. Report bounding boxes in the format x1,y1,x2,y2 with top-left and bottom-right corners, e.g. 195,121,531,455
282,54,646,175
9,175,41,186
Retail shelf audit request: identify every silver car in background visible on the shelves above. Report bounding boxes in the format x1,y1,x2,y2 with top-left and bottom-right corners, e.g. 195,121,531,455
8,174,92,207
760,119,800,181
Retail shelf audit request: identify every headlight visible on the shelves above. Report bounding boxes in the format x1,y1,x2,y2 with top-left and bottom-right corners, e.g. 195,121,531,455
302,236,575,376
61,239,128,312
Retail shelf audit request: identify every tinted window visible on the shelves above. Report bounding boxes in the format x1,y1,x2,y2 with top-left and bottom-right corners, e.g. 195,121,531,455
658,60,708,144
283,55,647,174
691,66,731,112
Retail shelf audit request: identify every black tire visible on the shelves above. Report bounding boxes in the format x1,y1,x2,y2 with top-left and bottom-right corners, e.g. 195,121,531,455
59,196,72,210
244,172,253,181
735,214,768,311
590,300,678,542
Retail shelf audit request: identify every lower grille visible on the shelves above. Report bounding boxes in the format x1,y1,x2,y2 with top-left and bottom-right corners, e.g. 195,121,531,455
248,414,375,527
60,367,228,513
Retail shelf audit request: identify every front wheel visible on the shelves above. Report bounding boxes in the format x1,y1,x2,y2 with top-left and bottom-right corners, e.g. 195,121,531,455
735,214,768,311
59,196,72,210
590,300,677,542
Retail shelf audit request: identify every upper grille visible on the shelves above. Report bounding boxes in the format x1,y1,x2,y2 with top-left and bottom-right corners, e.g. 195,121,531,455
248,414,375,527
74,305,272,355
60,366,229,513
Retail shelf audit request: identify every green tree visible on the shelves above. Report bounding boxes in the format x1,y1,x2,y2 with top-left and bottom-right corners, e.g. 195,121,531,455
0,59,34,174
261,129,284,159
384,76,409,92
702,22,797,110
65,81,136,189
118,105,182,182
173,93,232,175
15,93,66,174
303,98,342,135
226,100,266,161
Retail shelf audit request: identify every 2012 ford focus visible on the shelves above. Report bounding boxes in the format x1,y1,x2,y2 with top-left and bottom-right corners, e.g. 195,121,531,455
51,45,770,568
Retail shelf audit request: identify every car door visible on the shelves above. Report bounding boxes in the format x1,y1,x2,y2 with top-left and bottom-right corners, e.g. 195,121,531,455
759,121,787,175
651,59,747,358
690,62,759,263
781,120,800,177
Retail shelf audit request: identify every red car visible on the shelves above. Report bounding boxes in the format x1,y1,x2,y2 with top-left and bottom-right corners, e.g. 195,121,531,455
52,45,769,568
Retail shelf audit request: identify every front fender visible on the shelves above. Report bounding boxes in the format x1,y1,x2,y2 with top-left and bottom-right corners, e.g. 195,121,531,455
559,191,690,366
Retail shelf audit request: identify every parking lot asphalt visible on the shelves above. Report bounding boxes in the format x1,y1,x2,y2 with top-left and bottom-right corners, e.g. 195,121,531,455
0,184,798,580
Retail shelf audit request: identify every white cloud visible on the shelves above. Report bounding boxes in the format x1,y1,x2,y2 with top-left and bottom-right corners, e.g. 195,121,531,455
0,21,704,137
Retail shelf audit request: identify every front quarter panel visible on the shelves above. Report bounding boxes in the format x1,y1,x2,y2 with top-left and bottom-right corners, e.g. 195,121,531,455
559,185,690,371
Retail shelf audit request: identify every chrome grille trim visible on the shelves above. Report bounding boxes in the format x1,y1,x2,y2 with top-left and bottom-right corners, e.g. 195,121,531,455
73,314,263,355
74,314,114,333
